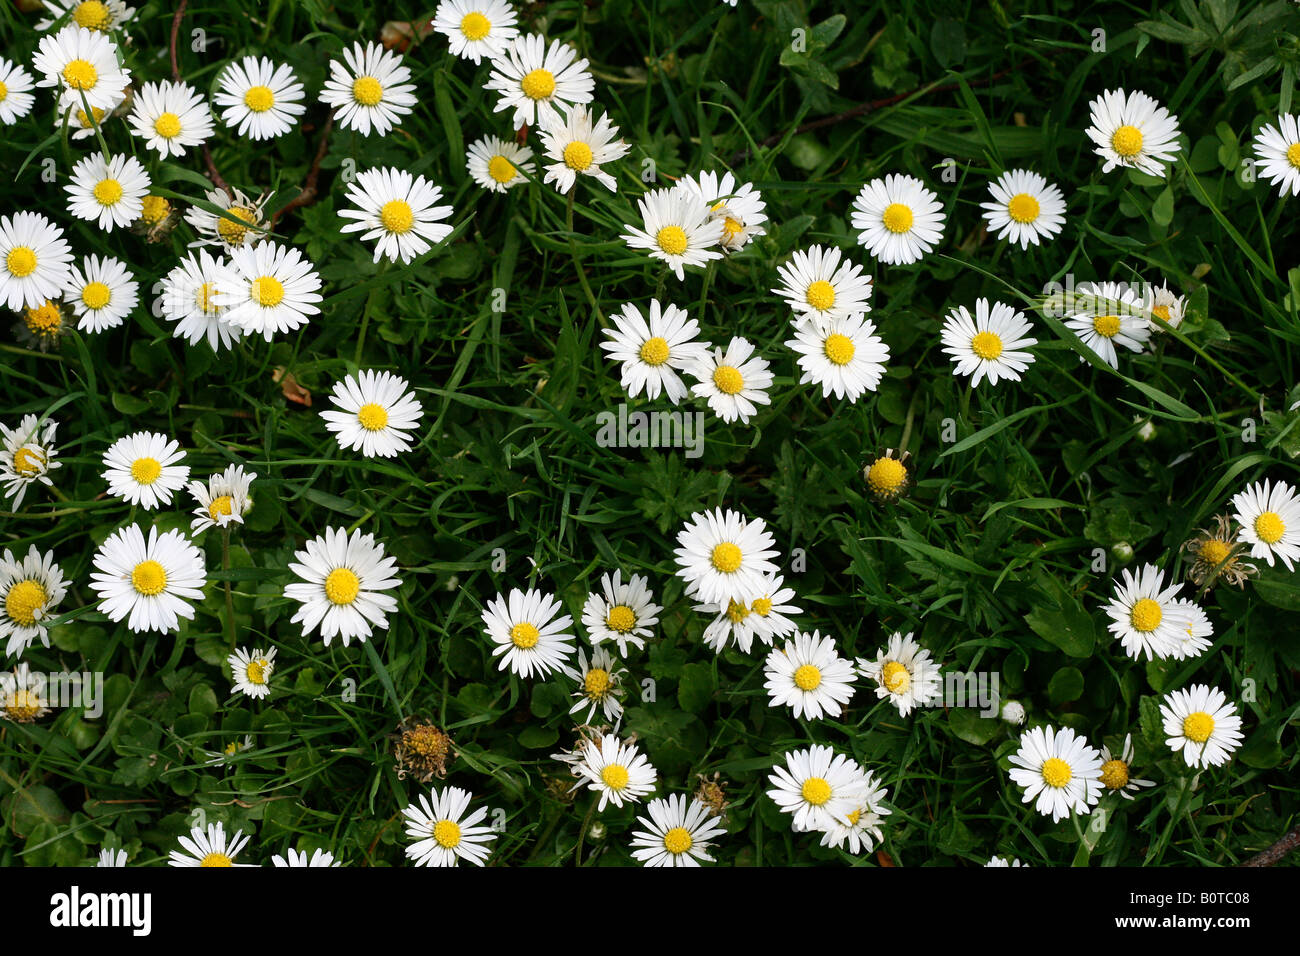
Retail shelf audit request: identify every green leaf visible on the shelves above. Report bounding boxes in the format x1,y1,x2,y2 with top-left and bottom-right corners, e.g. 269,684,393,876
677,662,714,713
929,19,967,68
1151,187,1175,227
1024,590,1097,658
517,725,559,749
1047,667,1085,705
948,707,1002,745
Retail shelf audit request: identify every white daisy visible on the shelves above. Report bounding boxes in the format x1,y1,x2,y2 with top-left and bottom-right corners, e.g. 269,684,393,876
188,463,256,535
573,733,658,811
126,80,213,159
0,212,74,311
785,311,890,401
183,186,269,251
338,167,454,264
0,662,51,722
1085,88,1182,177
818,770,891,854
32,24,130,113
0,545,67,658
697,571,801,654
35,0,136,33
1168,598,1213,660
1007,724,1104,823
772,244,873,332
486,33,594,129
167,822,254,867
763,629,857,721
318,41,416,137
687,335,774,424
857,631,942,717
466,135,535,193
432,0,519,63
54,94,123,140
1253,113,1300,198
481,586,575,679
1103,563,1193,661
160,249,242,351
272,848,340,867
580,570,662,655
228,646,276,700
539,104,629,193
212,240,322,341
621,185,723,281
1230,478,1300,571
674,170,768,252
1098,733,1155,800
88,524,206,634
766,744,867,832
403,785,496,867
599,299,711,405
939,298,1037,388
979,169,1067,248
0,58,37,126
629,794,726,867
673,507,780,607
96,848,128,867
1160,684,1244,769
1061,280,1151,368
101,431,189,510
320,370,424,458
562,645,627,725
66,153,150,231
63,254,137,332
283,527,401,647
850,174,946,265
213,55,306,140
0,415,61,510
1144,281,1186,332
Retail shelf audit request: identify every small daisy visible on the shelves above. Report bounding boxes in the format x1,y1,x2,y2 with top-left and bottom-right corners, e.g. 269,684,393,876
1098,733,1155,800
338,167,454,264
97,848,128,867
101,431,189,510
432,0,519,64
763,629,857,721
0,212,74,311
126,80,214,158
1145,281,1186,332
1062,280,1151,368
15,298,70,352
1160,684,1244,769
403,785,496,867
187,463,256,535
979,169,1067,248
698,571,801,654
1253,113,1300,198
168,822,254,867
1169,598,1213,660
319,41,416,137
1182,514,1257,589
1007,724,1104,823
35,0,136,33
88,524,206,634
481,587,575,679
63,254,137,333
1104,563,1194,661
786,311,890,401
320,370,424,458
212,240,322,341
228,646,276,700
0,545,68,658
580,570,662,655
160,249,242,351
1230,478,1300,571
184,187,269,251
0,415,61,510
599,299,710,405
486,33,594,129
563,645,627,725
630,794,726,867
818,771,891,854
772,244,873,332
674,170,768,252
850,174,946,265
283,528,401,647
621,185,723,281
573,733,658,811
687,336,773,424
466,135,535,192
66,153,150,231
205,734,254,767
1085,88,1182,177
54,95,123,140
766,744,867,832
0,662,51,722
32,24,130,113
213,55,306,140
539,105,629,193
0,58,37,126
272,848,340,867
857,631,942,717
940,299,1037,388
673,507,780,607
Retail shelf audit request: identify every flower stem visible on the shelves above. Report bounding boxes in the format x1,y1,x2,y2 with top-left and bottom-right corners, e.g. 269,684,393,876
565,189,602,324
221,527,236,651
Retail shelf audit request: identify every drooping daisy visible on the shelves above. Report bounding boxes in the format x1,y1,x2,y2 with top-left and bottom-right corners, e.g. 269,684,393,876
599,299,710,405
320,370,424,458
167,822,254,867
674,170,768,252
687,336,773,424
818,770,891,854
212,240,322,341
1144,281,1186,332
96,848,127,867
979,169,1067,249
213,55,306,140
63,254,137,333
857,631,942,717
563,645,627,725
772,244,873,332
0,663,50,723
228,646,276,700
1085,88,1181,177
1098,733,1155,800
673,507,780,607
621,185,723,281
1160,684,1244,769
0,58,37,126
763,629,857,721
1061,280,1151,368
1007,724,1104,823
188,463,256,535
1168,598,1213,660
1253,113,1300,198
486,33,594,129
403,785,497,867
466,135,535,192
66,153,150,231
101,431,189,510
160,249,242,351
1230,478,1300,571
866,448,915,503
580,570,662,655
1,415,62,510
698,571,802,654
35,0,136,33
338,167,454,264
272,848,340,867
940,298,1037,388
284,527,401,647
785,312,890,401
433,0,518,63
630,794,727,867
850,174,946,266
125,80,213,159
539,105,629,194
0,546,66,658
184,187,269,251
573,733,658,811
766,744,867,832
0,212,73,311
54,94,123,140
319,41,416,137
88,524,206,634
481,586,575,679
1104,563,1194,661
32,24,130,113
1182,514,1257,589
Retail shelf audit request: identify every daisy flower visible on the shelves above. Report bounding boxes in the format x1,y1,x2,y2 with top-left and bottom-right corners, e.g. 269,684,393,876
772,244,873,332
1168,598,1213,660
850,174,946,265
674,170,768,252
184,187,269,251
126,80,214,158
54,94,123,140
539,104,629,193
320,370,424,458
319,41,416,137
629,794,726,867
228,646,275,700
272,848,339,867
0,415,61,510
284,528,401,647
687,336,773,424
15,298,70,352
562,645,627,725
1160,684,1244,769
573,733,658,811
97,848,128,867
213,55,306,140
599,299,710,405
673,507,780,607
432,0,518,64
979,169,1067,248
338,167,454,264
1145,281,1186,332
580,570,662,655
66,153,150,231
0,58,37,126
1098,733,1155,800
621,185,723,280
1085,88,1181,177
63,254,137,333
0,546,67,658
101,431,189,510
466,135,535,192
187,463,256,535
698,571,801,654
940,299,1037,388
857,631,942,717
0,662,51,722
88,524,206,633
1253,113,1300,198
167,822,254,867
212,240,322,341
403,785,496,867
1062,280,1151,368
1007,724,1104,823
1104,563,1193,661
486,33,594,129
818,771,891,854
1182,514,1257,589
160,249,242,351
1230,478,1300,571
766,744,867,832
481,586,575,679
785,311,890,401
763,629,857,721
0,212,74,311
205,734,254,767
32,24,130,113
35,0,136,32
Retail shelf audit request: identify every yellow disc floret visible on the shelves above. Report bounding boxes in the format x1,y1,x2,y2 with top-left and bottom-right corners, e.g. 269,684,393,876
324,568,361,605
709,542,742,573
1040,756,1072,788
5,579,47,627
881,202,913,234
131,560,167,596
510,621,540,648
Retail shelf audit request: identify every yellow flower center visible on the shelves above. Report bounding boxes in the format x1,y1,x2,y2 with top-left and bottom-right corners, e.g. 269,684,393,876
563,140,594,171
1111,125,1143,157
62,59,98,90
510,621,540,648
25,302,62,333
866,457,907,495
601,764,629,790
605,604,636,632
131,560,168,596
971,330,1003,360
199,852,232,867
73,0,111,29
356,403,389,431
251,276,285,307
216,206,256,245
76,106,105,127
847,808,862,825
246,659,268,684
1287,143,1300,170
520,68,556,100
243,85,275,113
823,332,856,366
1182,711,1215,744
1040,757,1072,788
801,777,831,806
5,579,47,627
93,179,123,206
709,542,742,573
722,217,744,241
0,81,6,102
881,202,913,234
1099,758,1129,790
487,155,516,183
793,664,822,691
712,365,744,395
433,819,462,848
583,668,610,697
208,494,234,521
1198,539,1232,565
637,336,671,366
460,11,491,40
1151,305,1170,322
1006,192,1040,223
130,457,162,484
140,195,171,224
655,225,688,256
154,112,182,139
751,597,772,616
6,246,37,278
662,826,693,854
351,76,383,107
196,282,218,315
324,568,361,605
881,659,910,694
1255,511,1286,544
1130,597,1162,633
379,199,414,234
13,447,45,476
81,281,112,311
725,598,748,623
805,279,836,311
5,689,44,722
1092,314,1121,338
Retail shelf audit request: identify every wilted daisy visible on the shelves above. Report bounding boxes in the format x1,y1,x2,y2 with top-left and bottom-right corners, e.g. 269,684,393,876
433,0,518,63
319,41,416,137
35,0,136,32
66,153,150,231
1085,88,1181,177
15,298,69,352
1253,113,1300,198
766,744,867,832
102,431,189,510
482,587,575,678
339,167,454,264
1008,724,1103,823
1104,563,1192,661
284,528,401,647
580,570,662,655
979,169,1067,248
0,212,74,311
699,571,801,654
466,135,535,192
674,507,780,607
184,187,269,251
213,55,306,140
486,33,594,129
622,186,722,281
136,193,176,239
89,525,206,633
1230,478,1300,571
0,662,50,722
126,80,214,158
599,299,710,404
940,299,1037,388
772,244,873,332
0,546,67,657
786,312,890,401
272,848,339,867
97,848,128,867
1182,514,1257,589
1145,282,1186,332
573,733,657,811
0,415,61,509
188,463,256,535
818,771,890,854
630,794,726,867
863,448,911,503
1062,280,1151,368
688,336,773,424
675,170,768,252
212,240,322,340
403,785,496,867
850,174,946,265
160,249,242,351
168,822,253,867
1160,684,1244,769
858,631,942,717
32,24,130,113
764,630,857,721
539,105,629,193
1098,733,1155,800
563,646,627,725
63,254,137,333
0,58,37,126
228,646,276,700
321,370,424,458
1169,598,1213,660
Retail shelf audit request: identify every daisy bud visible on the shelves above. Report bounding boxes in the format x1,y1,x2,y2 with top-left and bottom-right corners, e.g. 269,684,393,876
1111,541,1134,563
1000,700,1026,725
